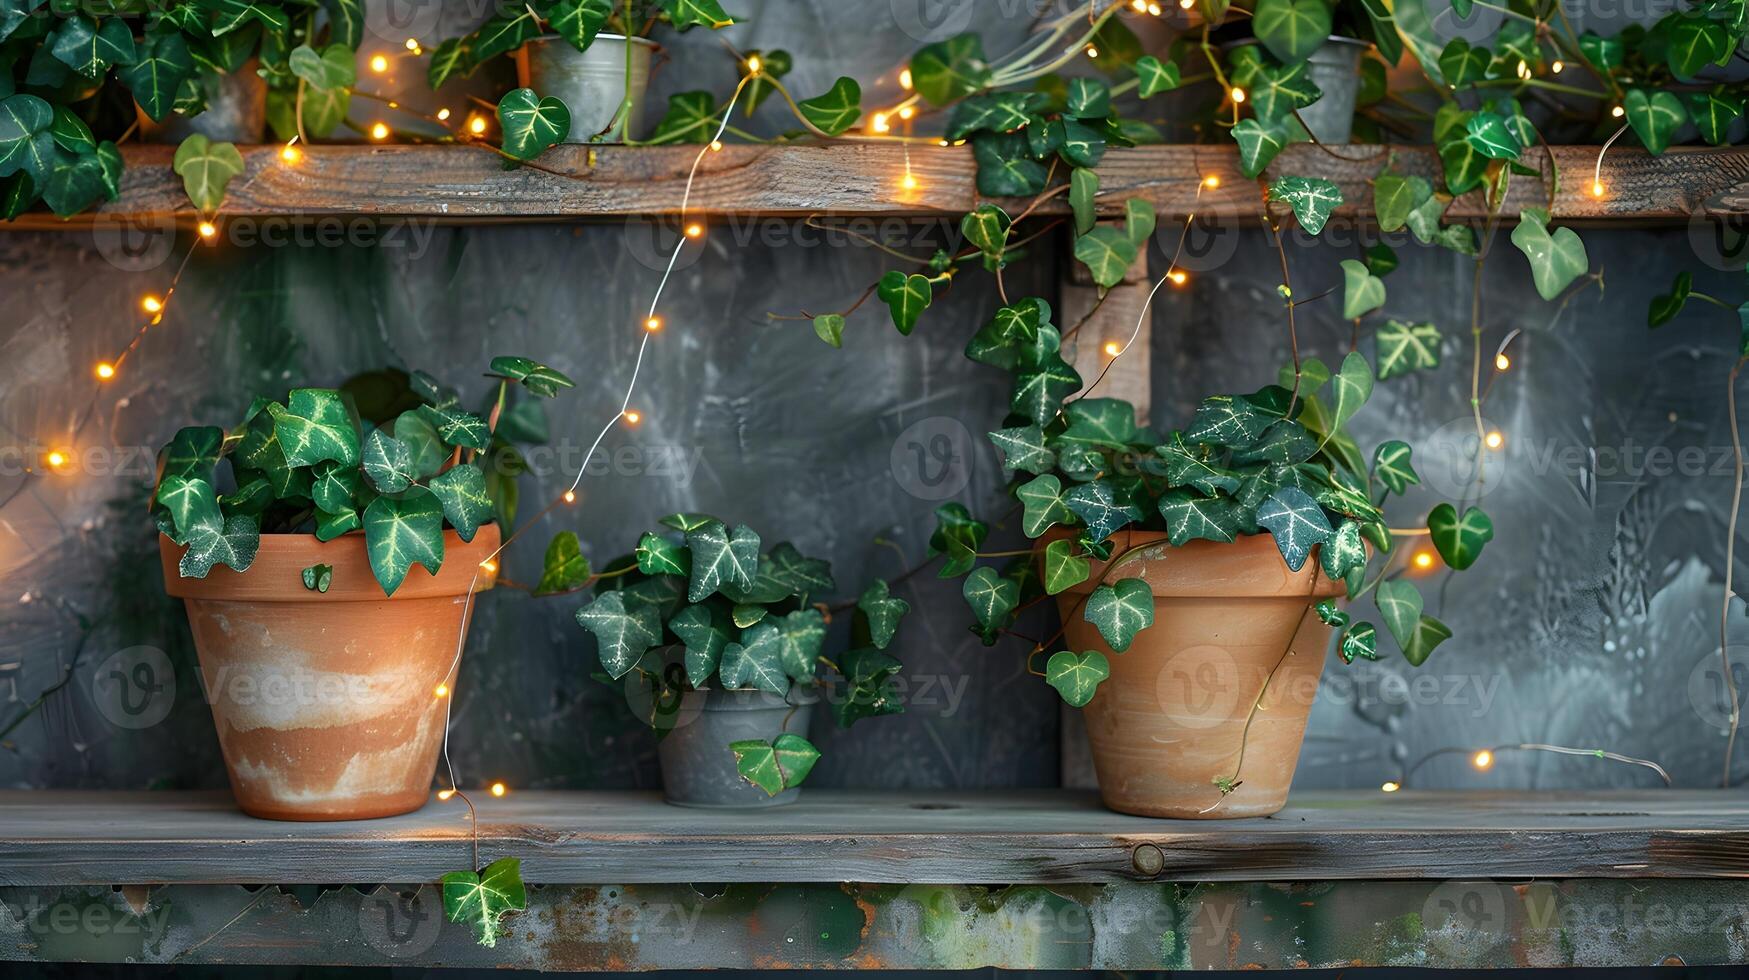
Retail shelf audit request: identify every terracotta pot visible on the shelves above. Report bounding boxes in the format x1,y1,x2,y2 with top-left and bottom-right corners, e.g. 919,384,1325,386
159,526,499,821
1048,529,1342,819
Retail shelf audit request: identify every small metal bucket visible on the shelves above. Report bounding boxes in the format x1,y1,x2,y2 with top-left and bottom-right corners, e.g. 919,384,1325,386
137,62,267,144
656,686,817,808
1296,36,1369,145
515,34,655,143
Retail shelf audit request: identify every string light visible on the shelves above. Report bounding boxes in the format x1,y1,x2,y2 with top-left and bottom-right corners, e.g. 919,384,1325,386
1611,105,1625,117
141,295,163,313
94,362,115,380
645,316,663,332
563,491,576,503
1495,352,1511,371
1131,0,1147,9
1485,430,1504,450
685,223,703,239
44,450,68,470
623,410,642,425
1085,45,1099,58
434,683,450,698
746,55,762,74
468,115,487,135
490,782,507,797
1168,270,1187,285
280,138,302,164
1203,175,1220,189
897,105,914,120
901,173,918,191
1472,749,1494,770
370,54,389,73
404,38,420,52
709,140,723,151
1515,60,1530,80
1591,180,1606,198
197,221,217,239
1148,2,1162,11
1413,549,1436,570
899,68,913,90
1551,59,1564,73
479,559,498,574
436,108,451,121
1380,781,1401,793
1180,0,1193,7
370,122,390,140
872,113,890,133
437,788,456,800
1230,87,1246,104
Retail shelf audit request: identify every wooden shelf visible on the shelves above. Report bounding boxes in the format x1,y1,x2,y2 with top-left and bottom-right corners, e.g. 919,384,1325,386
3,788,1747,886
8,143,1746,229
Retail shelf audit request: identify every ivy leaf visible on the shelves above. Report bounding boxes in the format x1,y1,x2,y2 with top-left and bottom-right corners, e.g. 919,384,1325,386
535,530,591,595
441,858,526,949
1510,208,1588,301
362,428,416,493
423,405,490,450
302,563,333,593
857,579,909,649
1578,30,1624,69
161,425,224,480
812,313,845,348
1058,118,1106,168
0,94,55,183
1016,474,1074,537
296,84,351,139
1374,579,1424,651
1249,61,1320,123
660,512,717,532
1253,0,1333,63
121,32,193,122
1084,578,1153,653
1339,258,1386,319
1268,176,1343,235
1074,226,1138,288
767,542,834,596
1375,320,1442,379
1011,353,1081,427
1624,88,1686,155
1187,394,1273,446
1061,397,1138,448
324,0,364,47
1045,650,1109,707
197,0,289,34
909,33,990,106
489,356,575,397
989,424,1056,476
1319,519,1368,581
1649,270,1692,327
730,733,817,796
774,609,826,679
877,270,932,335
1372,174,1430,233
685,520,759,602
548,0,611,51
1231,115,1300,179
363,487,444,596
1463,110,1521,160
946,92,1032,139
1157,437,1240,496
1338,621,1380,663
427,36,473,88
1042,538,1090,595
1437,38,1490,86
669,603,728,686
172,134,244,214
1064,479,1144,543
1428,503,1493,571
929,503,987,578
179,510,260,578
719,622,787,695
498,88,570,161
796,76,860,136
1666,15,1731,77
1315,599,1350,628
1256,486,1332,572
271,388,358,468
659,0,735,29
429,464,492,542
315,508,360,541
651,90,717,143
49,15,134,79
633,531,689,576
577,588,660,678
1135,55,1180,97
960,204,1011,261
1401,614,1453,666
157,474,221,543
1685,89,1745,146
1372,440,1420,494
288,43,355,90
963,566,1020,644
1069,167,1098,235
394,411,445,477
1326,350,1374,436
972,133,1047,196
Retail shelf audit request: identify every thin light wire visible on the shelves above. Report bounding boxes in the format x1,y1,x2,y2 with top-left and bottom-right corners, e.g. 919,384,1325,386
1398,742,1672,788
434,73,757,802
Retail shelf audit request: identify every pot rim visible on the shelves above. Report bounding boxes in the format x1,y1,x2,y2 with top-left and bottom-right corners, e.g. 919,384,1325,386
525,32,659,48
1037,528,1345,599
159,523,500,602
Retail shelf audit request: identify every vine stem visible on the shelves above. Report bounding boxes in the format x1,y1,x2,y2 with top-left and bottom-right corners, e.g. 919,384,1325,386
1723,354,1746,787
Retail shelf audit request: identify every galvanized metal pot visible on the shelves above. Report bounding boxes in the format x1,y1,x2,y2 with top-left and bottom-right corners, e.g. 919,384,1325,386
657,686,816,808
515,34,655,143
1296,36,1369,145
137,63,268,144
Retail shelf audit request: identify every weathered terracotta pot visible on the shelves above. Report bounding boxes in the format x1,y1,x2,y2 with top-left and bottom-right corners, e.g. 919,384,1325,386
159,526,498,821
1049,529,1343,819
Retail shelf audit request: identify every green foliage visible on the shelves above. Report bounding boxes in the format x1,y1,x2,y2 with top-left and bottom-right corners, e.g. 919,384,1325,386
497,88,571,160
1511,208,1589,301
441,858,526,948
1268,176,1343,235
730,733,818,795
1045,650,1109,707
1428,503,1494,571
172,134,243,214
796,76,861,136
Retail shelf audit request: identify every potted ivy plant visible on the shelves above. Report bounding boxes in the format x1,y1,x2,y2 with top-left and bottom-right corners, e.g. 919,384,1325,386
152,356,570,821
432,0,737,143
571,515,909,806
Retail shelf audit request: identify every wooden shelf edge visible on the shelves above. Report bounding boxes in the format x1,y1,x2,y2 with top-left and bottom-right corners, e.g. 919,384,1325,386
5,143,1745,229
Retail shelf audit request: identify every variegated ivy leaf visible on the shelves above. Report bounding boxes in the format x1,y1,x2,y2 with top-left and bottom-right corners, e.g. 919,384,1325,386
199,0,291,35
535,530,591,595
877,270,932,336
857,579,910,650
497,88,570,161
1045,649,1109,707
1372,440,1420,494
271,388,358,468
429,464,492,542
965,299,1046,370
946,92,1033,139
1338,621,1379,663
929,503,988,578
1624,87,1685,155
1268,175,1343,236
796,76,861,136
1325,350,1374,439
288,43,355,90
172,134,244,214
1134,55,1180,97
835,647,903,727
1401,613,1453,666
1060,397,1138,448
1042,538,1090,595
1372,174,1430,233
636,531,690,576
490,355,575,397
909,32,991,106
1064,479,1144,543
1157,436,1240,496
315,508,360,541
963,566,1020,644
121,32,193,122
1685,89,1745,146
1083,577,1153,653
1058,119,1105,168
685,520,759,602
1255,486,1332,572
1510,208,1588,301
1248,62,1320,123
1319,519,1367,581
989,424,1055,476
422,405,490,450
49,15,134,79
733,604,766,628
394,411,445,478
363,487,445,595
1374,579,1424,651
441,857,526,949
1157,489,1240,545
1463,110,1521,160
1252,0,1332,63
576,589,661,678
767,542,834,596
301,563,333,593
669,602,728,687
971,135,1046,197
730,733,818,796
1069,167,1098,235
660,512,717,532
178,510,260,579
1666,15,1730,78
362,428,416,493
775,609,826,679
159,425,223,481
813,313,845,348
1340,259,1386,320
1011,353,1081,427
960,204,1011,261
1186,394,1273,447
157,474,221,543
1232,116,1300,179
1073,226,1138,289
1231,420,1317,467
659,0,736,29
1428,503,1493,571
1315,598,1350,628
1375,320,1442,379
224,478,274,516
719,621,788,695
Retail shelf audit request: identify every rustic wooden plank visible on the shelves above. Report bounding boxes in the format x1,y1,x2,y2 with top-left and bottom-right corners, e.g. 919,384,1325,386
6,144,1745,229
2,789,1747,886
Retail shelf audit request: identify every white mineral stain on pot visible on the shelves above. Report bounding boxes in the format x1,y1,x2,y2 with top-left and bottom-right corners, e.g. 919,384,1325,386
228,708,442,803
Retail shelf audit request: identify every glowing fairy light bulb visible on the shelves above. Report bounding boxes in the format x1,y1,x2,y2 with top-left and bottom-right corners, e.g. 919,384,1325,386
198,221,217,239
44,450,68,470
872,113,890,134
1515,60,1530,80
434,683,449,698
370,122,390,140
1551,59,1564,73
1591,180,1606,198
1169,270,1187,285
479,560,497,574
1611,105,1624,118
437,107,451,121
405,38,420,51
685,223,703,239
898,105,914,120
899,68,913,90
1203,175,1220,189
469,115,487,135
1495,352,1511,371
624,410,641,425
141,295,163,313
645,316,662,332
490,782,507,797
746,55,762,74
1230,87,1246,104
1485,430,1505,450
95,362,115,380
438,788,455,800
901,173,918,191
1132,0,1147,10
709,140,723,151
1473,750,1494,770
1085,45,1099,58
1381,781,1400,793
280,142,302,163
1180,0,1193,7
370,54,389,73
1413,550,1436,570
1148,2,1162,12
563,491,576,503
1103,341,1122,356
